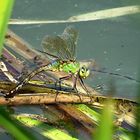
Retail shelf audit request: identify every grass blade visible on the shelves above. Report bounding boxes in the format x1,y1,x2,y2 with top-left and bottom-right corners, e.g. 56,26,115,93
0,0,14,54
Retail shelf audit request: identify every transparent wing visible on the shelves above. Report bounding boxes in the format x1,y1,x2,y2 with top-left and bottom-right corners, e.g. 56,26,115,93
41,26,78,61
60,26,79,60
42,35,70,60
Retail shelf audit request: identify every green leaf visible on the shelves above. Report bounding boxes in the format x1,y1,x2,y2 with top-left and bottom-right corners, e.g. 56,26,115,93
16,115,78,140
75,104,100,123
0,106,37,140
94,100,114,140
0,0,14,55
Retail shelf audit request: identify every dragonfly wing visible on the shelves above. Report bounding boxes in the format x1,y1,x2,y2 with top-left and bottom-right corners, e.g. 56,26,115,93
60,26,79,60
42,35,71,61
41,26,78,61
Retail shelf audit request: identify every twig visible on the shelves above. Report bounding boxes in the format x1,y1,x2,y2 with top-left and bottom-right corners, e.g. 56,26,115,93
0,86,137,126
0,93,92,105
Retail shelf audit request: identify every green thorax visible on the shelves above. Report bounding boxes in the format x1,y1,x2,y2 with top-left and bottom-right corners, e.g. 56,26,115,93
60,61,80,74
50,60,80,74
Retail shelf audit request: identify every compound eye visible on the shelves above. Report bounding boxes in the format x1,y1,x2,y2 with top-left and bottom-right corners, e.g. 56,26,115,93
81,67,85,73
82,66,85,70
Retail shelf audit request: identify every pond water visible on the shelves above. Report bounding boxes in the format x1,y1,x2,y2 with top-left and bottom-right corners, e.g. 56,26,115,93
10,0,140,100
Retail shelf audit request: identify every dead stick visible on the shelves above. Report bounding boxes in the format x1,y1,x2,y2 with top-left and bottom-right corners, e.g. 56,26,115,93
0,91,137,107
0,93,93,105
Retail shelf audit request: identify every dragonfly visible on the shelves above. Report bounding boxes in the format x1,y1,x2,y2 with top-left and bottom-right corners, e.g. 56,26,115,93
4,26,139,98
4,26,91,99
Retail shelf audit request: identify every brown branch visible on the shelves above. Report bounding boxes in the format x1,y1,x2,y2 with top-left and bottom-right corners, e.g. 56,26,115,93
0,81,137,127
0,93,92,105
0,90,137,126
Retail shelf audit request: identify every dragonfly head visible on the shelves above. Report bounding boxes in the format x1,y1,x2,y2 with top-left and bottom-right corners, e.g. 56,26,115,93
79,66,90,79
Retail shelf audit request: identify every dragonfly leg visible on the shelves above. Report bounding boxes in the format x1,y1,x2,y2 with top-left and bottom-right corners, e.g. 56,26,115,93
55,74,82,102
71,76,82,102
56,74,72,90
78,77,92,102
55,74,72,102
3,64,50,98
54,90,59,102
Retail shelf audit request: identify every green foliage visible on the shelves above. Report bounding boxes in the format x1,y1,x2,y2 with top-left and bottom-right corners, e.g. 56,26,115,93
0,1,36,139
0,0,14,55
75,104,100,123
16,115,78,140
94,100,114,140
0,106,37,140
